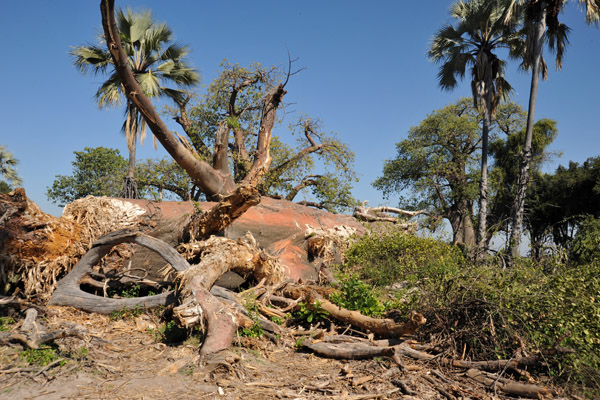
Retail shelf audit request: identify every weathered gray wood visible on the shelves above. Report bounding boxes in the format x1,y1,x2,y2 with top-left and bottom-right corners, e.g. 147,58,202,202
49,230,188,314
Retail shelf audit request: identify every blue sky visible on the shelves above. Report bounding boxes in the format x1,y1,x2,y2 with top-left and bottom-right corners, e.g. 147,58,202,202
1,1,599,217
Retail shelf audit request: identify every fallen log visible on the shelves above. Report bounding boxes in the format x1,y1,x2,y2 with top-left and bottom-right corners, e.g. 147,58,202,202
303,341,395,360
281,285,426,337
466,368,555,399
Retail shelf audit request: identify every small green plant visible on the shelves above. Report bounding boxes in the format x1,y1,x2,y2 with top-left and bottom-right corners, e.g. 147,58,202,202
294,301,329,324
295,337,305,348
73,347,88,360
109,306,144,321
19,348,65,367
329,274,386,317
149,320,188,343
0,316,15,332
239,294,264,338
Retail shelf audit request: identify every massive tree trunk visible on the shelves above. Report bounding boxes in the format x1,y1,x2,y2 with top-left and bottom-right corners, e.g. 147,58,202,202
448,206,476,251
508,1,547,265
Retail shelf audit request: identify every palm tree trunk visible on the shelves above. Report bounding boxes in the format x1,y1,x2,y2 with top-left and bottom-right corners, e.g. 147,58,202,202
121,126,139,199
476,109,490,260
508,1,547,265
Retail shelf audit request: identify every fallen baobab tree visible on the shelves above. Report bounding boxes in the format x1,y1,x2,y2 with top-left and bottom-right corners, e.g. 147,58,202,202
47,227,426,356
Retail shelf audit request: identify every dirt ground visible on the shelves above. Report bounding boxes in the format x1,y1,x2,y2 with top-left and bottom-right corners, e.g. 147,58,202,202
0,306,538,400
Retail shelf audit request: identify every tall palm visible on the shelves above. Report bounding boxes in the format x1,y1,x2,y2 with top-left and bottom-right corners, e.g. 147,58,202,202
429,0,523,258
71,8,200,198
506,0,600,263
0,145,23,190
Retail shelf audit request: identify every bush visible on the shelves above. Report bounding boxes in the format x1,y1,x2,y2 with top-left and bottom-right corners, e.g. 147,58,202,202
570,216,600,264
341,230,600,387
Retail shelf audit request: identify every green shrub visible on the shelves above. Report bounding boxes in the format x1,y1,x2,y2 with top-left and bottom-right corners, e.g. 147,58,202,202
329,274,386,317
239,294,264,338
0,316,15,332
570,216,600,264
294,301,329,324
20,347,66,367
342,230,465,287
341,229,600,387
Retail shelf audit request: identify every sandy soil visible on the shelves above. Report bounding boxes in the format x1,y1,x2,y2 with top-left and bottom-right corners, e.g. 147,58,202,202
0,306,510,400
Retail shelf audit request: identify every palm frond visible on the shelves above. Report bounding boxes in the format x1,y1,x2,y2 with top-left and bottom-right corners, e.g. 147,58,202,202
546,21,570,70
136,70,161,98
95,72,123,108
576,0,600,25
70,44,113,75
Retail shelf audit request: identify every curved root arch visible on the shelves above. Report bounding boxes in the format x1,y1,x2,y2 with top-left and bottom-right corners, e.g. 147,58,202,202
49,230,189,314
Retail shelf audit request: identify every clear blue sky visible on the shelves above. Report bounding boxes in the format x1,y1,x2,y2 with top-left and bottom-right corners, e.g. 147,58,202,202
1,1,599,217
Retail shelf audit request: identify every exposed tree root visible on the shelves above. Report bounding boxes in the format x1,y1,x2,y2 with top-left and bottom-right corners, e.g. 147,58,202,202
0,308,87,349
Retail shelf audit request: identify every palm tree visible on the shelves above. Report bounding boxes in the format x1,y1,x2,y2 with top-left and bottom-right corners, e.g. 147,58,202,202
429,0,523,259
71,8,200,198
506,0,600,264
0,145,22,193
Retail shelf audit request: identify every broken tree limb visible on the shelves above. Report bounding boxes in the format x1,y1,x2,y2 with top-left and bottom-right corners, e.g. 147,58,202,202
353,200,424,224
181,184,261,242
49,230,186,314
466,368,555,399
303,341,395,360
0,308,87,349
281,285,426,337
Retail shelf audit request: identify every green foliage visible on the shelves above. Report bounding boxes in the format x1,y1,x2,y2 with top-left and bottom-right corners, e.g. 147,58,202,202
373,98,481,242
329,274,386,317
570,216,600,264
47,147,127,206
0,316,15,332
342,229,600,385
136,157,201,201
294,301,329,324
342,230,465,289
488,117,559,247
47,147,201,205
260,117,359,213
71,7,200,185
109,306,144,321
239,294,264,338
166,61,358,212
527,157,600,253
0,145,23,191
19,347,65,367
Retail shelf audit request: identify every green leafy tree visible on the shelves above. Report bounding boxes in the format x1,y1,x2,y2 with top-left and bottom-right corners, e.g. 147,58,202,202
373,99,481,248
526,156,600,255
47,147,128,206
136,157,202,201
507,0,600,263
488,117,558,255
71,7,200,199
170,61,358,212
429,0,524,257
0,145,22,193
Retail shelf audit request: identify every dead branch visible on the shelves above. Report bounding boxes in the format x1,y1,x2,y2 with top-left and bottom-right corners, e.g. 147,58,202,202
181,184,260,242
466,368,555,398
281,285,426,337
303,341,395,360
0,308,87,349
353,200,424,224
